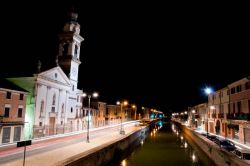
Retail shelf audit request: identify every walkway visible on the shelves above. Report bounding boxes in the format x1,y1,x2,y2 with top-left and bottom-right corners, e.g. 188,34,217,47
1,122,144,166
172,118,250,150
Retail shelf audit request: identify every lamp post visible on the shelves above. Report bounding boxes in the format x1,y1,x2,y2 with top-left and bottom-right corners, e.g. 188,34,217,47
132,105,137,120
191,110,195,128
117,101,128,135
204,87,213,137
82,92,98,143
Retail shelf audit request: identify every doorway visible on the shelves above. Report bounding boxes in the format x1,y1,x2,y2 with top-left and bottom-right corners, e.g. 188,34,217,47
49,117,55,135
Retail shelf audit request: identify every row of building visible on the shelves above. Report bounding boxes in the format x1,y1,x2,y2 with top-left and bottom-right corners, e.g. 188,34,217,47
0,81,139,144
0,79,159,145
174,76,250,146
0,10,161,145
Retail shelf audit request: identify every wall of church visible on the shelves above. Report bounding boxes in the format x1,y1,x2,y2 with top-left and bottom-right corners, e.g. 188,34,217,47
33,83,69,138
65,93,77,132
66,93,78,118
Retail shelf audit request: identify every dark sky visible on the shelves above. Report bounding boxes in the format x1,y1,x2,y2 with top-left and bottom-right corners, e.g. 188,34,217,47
0,1,249,114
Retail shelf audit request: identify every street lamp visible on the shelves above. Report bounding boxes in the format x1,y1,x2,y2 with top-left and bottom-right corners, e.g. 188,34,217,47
82,92,98,143
191,110,196,128
132,105,137,120
117,100,128,135
204,87,213,137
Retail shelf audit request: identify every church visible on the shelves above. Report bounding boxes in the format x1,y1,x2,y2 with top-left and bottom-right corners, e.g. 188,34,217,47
6,11,86,139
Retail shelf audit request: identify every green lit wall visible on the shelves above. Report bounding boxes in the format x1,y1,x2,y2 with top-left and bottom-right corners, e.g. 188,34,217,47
6,77,36,140
24,95,35,140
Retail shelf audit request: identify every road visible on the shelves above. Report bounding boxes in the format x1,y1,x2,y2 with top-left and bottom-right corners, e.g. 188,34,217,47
0,121,139,165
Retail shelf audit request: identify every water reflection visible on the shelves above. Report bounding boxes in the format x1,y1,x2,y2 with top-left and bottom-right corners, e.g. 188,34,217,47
121,159,126,166
115,122,215,166
171,123,201,165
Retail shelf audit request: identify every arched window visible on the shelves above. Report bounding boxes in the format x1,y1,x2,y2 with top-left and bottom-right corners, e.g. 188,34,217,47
63,43,69,55
40,100,44,117
74,45,78,58
83,109,86,117
52,94,56,105
61,103,64,114
71,107,73,113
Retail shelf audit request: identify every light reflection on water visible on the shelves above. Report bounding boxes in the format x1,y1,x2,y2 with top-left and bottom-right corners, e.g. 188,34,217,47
117,122,215,166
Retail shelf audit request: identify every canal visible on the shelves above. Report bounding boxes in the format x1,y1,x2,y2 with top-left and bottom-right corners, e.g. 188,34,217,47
109,121,215,166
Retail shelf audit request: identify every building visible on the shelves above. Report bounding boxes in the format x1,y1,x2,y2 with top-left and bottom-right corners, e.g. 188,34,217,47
189,103,207,131
126,105,137,121
227,77,250,144
205,76,250,145
6,10,85,139
0,79,27,144
207,87,229,136
106,105,120,125
92,102,106,127
141,106,150,120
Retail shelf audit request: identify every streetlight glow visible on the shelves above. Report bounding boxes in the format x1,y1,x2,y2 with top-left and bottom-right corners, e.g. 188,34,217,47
204,87,213,95
123,101,128,106
204,86,213,137
82,92,99,143
132,104,137,120
93,92,98,98
117,100,128,135
82,93,87,97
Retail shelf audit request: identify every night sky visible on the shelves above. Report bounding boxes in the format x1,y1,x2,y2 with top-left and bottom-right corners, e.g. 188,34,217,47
0,1,249,114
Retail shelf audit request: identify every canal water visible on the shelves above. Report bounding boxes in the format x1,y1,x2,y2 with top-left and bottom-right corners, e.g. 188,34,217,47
110,121,215,166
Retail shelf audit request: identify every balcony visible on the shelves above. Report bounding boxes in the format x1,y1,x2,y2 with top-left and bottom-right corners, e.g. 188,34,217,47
227,113,250,120
0,115,3,122
218,113,224,119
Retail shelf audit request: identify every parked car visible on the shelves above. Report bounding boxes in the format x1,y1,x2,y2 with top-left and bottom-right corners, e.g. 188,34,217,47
234,148,250,163
206,134,218,142
215,139,236,151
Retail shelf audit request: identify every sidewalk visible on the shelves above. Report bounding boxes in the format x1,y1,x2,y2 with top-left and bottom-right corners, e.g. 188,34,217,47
1,123,143,166
174,119,250,150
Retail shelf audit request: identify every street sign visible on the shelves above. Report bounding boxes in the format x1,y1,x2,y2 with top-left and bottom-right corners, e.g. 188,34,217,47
17,140,32,147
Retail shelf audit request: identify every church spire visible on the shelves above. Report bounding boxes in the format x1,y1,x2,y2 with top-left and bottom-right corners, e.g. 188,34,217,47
66,6,78,23
37,60,42,73
57,8,84,91
62,7,80,34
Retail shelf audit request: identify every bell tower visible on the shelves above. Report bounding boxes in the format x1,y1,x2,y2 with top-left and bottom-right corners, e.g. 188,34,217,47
57,9,84,91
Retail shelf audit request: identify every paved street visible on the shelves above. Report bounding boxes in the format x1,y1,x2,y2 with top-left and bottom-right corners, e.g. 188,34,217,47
0,121,143,166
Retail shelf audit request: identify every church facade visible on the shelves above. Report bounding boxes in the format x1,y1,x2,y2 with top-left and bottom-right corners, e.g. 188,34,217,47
7,11,86,139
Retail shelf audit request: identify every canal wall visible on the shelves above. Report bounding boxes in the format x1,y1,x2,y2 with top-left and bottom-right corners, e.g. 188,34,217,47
60,126,149,166
174,122,249,166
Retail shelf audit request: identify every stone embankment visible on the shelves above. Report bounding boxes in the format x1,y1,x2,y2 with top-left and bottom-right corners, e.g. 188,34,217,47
174,122,249,166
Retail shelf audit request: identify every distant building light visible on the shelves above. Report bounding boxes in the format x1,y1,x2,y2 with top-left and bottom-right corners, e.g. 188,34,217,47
210,106,215,110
